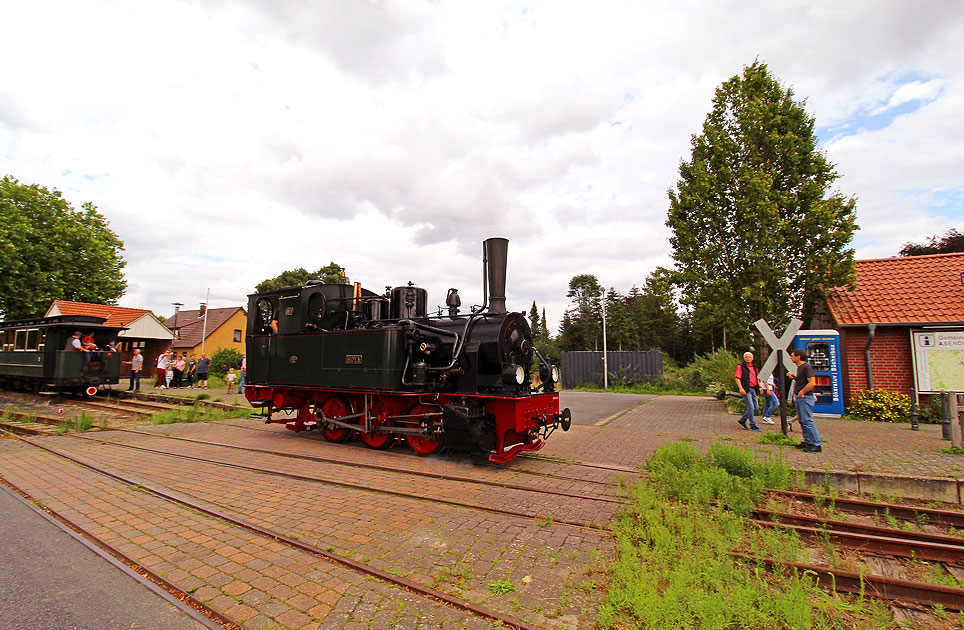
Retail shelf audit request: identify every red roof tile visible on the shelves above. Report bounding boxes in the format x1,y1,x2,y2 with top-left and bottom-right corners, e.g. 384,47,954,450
48,300,155,328
826,252,964,325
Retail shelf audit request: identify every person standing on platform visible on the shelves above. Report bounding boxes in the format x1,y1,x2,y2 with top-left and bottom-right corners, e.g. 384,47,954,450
734,351,761,431
155,351,171,388
196,353,211,389
790,348,820,452
236,356,246,394
124,349,143,391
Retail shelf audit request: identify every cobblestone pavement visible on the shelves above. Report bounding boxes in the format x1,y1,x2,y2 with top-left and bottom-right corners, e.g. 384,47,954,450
0,419,621,629
541,394,964,482
3,392,962,630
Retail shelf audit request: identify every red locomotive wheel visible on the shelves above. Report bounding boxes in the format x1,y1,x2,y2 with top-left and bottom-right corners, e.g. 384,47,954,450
403,403,441,456
319,396,354,443
360,399,393,449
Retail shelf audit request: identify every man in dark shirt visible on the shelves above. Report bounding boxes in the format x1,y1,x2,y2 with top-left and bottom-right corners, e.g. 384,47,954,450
790,348,820,452
196,353,211,389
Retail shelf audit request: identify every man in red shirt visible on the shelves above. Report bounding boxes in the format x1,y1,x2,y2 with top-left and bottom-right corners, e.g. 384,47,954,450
734,351,761,431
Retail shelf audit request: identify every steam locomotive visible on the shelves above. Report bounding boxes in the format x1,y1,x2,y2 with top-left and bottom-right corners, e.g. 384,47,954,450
243,238,571,462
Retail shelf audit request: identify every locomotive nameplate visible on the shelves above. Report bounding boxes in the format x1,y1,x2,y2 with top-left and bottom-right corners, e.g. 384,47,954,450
345,354,363,365
284,306,295,316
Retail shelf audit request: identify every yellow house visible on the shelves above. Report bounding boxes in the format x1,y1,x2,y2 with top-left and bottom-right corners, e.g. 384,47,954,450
165,306,246,359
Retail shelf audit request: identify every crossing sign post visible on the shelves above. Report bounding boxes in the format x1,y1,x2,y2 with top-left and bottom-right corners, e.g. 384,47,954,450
755,318,802,436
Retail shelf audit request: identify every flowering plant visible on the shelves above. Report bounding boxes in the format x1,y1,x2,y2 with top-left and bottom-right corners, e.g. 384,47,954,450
848,389,910,423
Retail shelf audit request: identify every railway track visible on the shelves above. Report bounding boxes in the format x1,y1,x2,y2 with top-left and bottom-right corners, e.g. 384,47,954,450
69,430,617,532
1,430,551,630
115,424,625,500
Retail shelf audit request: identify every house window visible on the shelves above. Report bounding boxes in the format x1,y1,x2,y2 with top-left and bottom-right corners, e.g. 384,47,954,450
233,329,242,342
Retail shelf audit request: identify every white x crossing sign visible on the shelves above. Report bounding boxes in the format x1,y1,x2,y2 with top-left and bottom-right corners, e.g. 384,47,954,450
755,318,802,383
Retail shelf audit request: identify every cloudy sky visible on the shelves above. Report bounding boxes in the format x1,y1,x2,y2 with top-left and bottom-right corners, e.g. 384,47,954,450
2,1,962,330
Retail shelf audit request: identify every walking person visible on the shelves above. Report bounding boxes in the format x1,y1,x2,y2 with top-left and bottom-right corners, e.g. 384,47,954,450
196,353,211,389
734,351,761,431
789,348,820,452
760,373,779,424
124,349,143,391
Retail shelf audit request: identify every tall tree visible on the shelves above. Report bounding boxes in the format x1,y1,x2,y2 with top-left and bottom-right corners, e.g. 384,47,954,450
666,61,857,349
0,176,127,319
256,262,347,293
899,228,964,256
558,274,603,351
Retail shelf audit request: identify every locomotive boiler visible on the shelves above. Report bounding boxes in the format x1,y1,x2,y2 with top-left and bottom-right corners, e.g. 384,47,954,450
244,237,571,462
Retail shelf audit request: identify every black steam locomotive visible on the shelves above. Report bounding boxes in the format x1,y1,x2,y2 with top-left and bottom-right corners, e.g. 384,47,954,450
244,238,571,462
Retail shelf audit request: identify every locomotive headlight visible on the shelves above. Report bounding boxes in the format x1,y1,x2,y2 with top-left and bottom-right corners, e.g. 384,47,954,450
550,365,560,384
503,364,526,385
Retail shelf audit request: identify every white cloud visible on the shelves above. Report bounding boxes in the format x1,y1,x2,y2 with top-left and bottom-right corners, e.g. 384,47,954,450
1,0,963,331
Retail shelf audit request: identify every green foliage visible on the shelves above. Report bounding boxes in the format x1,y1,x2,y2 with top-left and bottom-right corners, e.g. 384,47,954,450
668,348,741,398
666,61,858,349
940,446,964,455
485,578,516,595
917,396,945,424
209,348,243,377
599,463,891,630
646,441,792,515
757,431,797,446
0,176,127,319
255,262,346,293
557,274,603,351
899,227,964,256
848,388,911,423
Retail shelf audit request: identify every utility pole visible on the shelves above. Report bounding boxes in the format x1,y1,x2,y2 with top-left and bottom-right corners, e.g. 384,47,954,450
170,302,183,352
200,288,210,354
601,291,608,389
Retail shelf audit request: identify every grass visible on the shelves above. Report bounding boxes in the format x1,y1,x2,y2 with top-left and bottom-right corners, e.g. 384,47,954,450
940,446,964,455
757,431,799,446
486,578,516,595
598,441,894,630
151,402,249,425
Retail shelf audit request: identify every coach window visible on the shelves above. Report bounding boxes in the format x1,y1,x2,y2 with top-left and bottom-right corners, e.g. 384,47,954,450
14,329,27,351
26,329,41,351
1,330,11,351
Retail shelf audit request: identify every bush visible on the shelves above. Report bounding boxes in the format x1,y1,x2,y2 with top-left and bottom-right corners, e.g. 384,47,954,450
848,388,911,423
668,349,741,398
210,348,243,378
917,396,945,424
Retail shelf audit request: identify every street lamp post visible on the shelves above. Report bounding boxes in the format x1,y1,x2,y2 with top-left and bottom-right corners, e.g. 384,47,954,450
171,302,183,352
601,291,608,389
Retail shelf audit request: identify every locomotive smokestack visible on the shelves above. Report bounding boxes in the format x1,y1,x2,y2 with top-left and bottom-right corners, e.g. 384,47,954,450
483,237,509,314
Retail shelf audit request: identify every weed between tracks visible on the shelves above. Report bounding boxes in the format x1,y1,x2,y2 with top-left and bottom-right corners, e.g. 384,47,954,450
598,441,896,629
150,402,248,425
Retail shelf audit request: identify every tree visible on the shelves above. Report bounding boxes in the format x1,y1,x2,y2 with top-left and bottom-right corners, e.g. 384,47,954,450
256,262,347,293
666,61,857,352
0,176,127,320
899,228,964,256
557,274,603,351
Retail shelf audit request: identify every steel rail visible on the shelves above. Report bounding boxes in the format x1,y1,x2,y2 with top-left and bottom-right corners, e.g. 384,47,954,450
71,433,612,532
765,488,964,529
213,417,626,487
752,509,964,565
734,552,964,611
12,434,546,630
0,474,238,630
109,426,624,503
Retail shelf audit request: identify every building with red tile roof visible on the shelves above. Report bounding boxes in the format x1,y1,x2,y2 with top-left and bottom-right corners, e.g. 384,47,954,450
822,252,964,406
